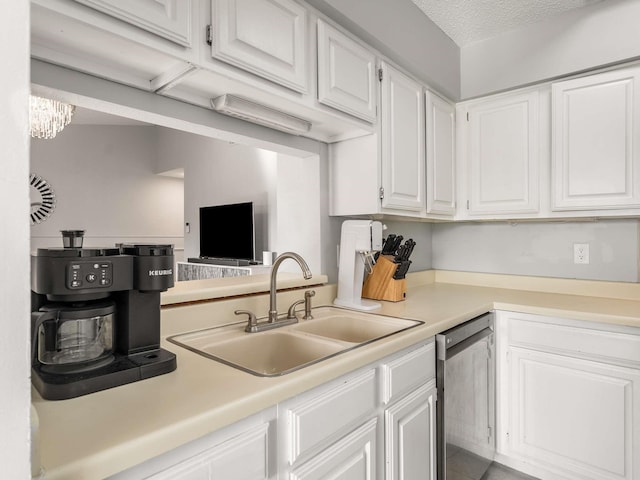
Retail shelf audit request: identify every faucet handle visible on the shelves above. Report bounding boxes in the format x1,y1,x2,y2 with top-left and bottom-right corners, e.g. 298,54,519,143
286,300,305,320
235,310,258,333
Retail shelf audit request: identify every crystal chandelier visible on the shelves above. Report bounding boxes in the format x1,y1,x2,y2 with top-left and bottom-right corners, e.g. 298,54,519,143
29,95,75,139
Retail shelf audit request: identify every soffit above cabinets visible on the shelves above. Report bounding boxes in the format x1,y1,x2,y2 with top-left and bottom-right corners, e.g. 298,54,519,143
411,0,603,47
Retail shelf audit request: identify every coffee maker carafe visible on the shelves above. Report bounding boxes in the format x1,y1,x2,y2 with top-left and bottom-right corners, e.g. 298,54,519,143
31,244,177,400
33,300,115,371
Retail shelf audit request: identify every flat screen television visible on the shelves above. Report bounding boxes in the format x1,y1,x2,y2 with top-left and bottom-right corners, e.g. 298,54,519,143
199,202,255,261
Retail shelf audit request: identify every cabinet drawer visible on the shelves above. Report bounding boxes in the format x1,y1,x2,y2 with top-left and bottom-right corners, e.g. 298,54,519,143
506,313,640,366
146,422,270,480
382,341,435,404
286,369,377,463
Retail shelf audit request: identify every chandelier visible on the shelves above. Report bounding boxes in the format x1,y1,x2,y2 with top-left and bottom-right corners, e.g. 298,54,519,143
29,95,75,139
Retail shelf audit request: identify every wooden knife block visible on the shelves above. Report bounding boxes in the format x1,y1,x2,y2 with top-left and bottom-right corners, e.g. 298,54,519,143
362,255,406,302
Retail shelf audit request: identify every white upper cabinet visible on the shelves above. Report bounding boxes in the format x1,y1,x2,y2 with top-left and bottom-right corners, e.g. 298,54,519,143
552,66,640,210
380,62,426,213
317,19,377,123
460,90,540,217
73,0,193,47
210,0,308,93
329,62,427,218
425,91,455,216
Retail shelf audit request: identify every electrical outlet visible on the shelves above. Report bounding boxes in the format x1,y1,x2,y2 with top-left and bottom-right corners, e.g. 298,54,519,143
573,243,590,264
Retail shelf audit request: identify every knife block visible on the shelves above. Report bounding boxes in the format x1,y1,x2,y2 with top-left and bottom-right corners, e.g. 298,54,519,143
362,255,406,302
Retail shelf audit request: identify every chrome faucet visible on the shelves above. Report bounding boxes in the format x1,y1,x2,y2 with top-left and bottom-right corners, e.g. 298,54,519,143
269,252,312,323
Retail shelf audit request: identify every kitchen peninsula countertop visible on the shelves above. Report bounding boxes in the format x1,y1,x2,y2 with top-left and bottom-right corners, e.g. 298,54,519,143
33,270,640,479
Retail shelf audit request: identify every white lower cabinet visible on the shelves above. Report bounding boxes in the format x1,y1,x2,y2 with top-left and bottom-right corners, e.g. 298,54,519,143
113,339,437,479
496,311,640,480
279,339,437,480
108,408,276,480
384,381,437,480
147,422,271,480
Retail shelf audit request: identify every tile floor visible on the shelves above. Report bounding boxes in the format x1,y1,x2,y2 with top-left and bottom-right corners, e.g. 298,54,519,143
446,445,539,480
481,462,539,480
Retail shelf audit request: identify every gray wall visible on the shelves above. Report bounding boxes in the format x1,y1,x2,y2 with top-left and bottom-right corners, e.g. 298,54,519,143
381,221,433,272
461,0,640,99
30,125,184,257
432,220,640,282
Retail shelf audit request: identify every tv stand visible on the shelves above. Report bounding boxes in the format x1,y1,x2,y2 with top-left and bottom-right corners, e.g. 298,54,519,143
188,257,254,267
178,260,270,281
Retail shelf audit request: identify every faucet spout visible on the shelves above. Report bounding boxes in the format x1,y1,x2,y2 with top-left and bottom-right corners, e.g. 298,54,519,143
269,252,311,323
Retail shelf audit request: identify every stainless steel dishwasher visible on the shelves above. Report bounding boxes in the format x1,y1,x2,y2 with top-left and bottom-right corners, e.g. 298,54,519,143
436,312,496,480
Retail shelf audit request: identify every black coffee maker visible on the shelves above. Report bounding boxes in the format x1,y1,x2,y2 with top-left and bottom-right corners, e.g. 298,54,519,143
31,244,177,400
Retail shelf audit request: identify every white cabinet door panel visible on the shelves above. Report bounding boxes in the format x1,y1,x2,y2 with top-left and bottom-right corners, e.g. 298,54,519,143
212,0,307,93
467,91,539,215
290,419,377,480
385,382,436,480
74,0,192,46
426,91,455,215
317,19,377,123
552,67,640,210
380,62,425,213
508,347,639,480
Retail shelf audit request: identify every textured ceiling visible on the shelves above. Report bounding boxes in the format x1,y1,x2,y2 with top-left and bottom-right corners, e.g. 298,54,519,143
411,0,603,46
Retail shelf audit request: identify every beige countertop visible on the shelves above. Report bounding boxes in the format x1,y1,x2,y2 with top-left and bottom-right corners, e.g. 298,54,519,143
33,270,640,479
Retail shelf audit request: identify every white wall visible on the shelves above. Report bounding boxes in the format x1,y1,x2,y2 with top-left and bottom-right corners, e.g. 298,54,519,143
461,0,640,99
432,220,640,282
155,128,277,262
275,154,322,274
30,125,184,258
1,2,31,477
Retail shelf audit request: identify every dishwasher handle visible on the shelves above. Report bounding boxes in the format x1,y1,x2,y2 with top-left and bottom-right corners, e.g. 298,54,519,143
438,326,493,360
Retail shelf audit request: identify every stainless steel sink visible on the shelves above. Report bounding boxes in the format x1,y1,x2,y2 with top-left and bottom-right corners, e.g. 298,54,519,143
167,306,422,376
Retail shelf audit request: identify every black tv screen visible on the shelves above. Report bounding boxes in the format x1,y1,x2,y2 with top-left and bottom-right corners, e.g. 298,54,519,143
199,202,255,260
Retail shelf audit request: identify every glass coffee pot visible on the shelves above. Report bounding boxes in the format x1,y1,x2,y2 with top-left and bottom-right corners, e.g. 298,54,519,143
32,300,115,373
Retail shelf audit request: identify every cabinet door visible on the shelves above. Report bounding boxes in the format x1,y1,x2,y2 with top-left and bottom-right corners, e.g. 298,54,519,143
552,67,640,210
73,0,193,47
290,418,377,480
380,62,425,213
506,347,640,480
317,19,377,123
466,91,540,215
425,91,455,216
385,382,437,480
146,422,271,480
211,0,307,93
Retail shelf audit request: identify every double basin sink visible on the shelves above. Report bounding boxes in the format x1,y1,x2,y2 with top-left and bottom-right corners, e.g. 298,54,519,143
167,306,423,377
